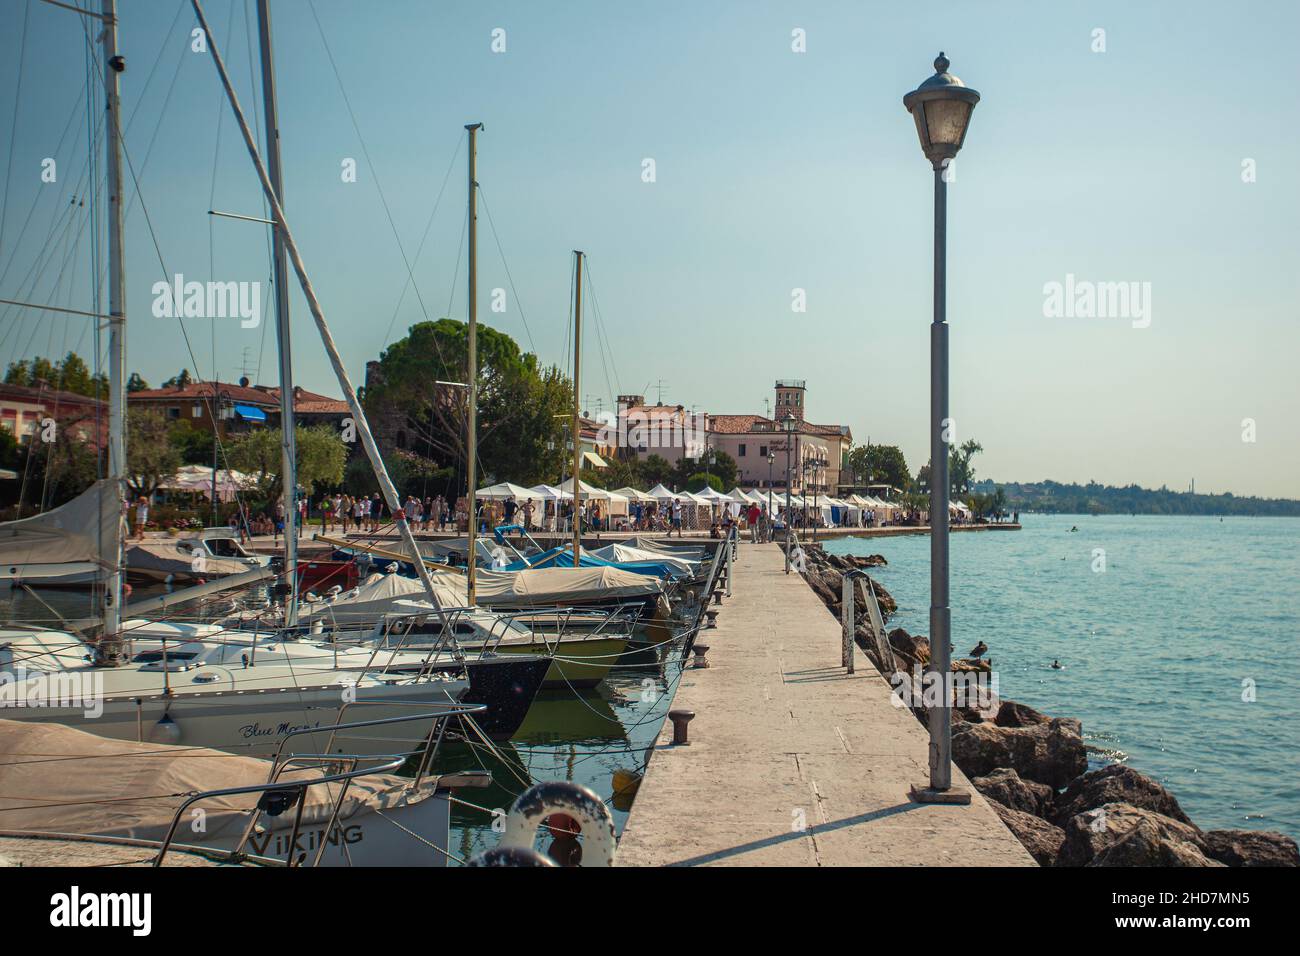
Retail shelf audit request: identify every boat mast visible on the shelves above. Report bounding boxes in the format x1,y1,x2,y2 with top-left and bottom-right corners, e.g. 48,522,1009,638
570,251,583,567
465,122,481,604
255,0,299,627
101,0,126,653
188,0,453,630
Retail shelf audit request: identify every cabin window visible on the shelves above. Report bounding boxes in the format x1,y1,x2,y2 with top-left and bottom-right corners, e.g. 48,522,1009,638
132,651,198,663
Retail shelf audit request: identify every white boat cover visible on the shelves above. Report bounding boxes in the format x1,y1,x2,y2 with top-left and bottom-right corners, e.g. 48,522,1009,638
462,565,663,606
0,718,433,848
0,480,119,569
125,539,256,579
305,563,663,619
589,543,697,574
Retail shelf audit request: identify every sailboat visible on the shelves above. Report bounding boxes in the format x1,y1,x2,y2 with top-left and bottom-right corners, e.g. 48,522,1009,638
0,0,536,757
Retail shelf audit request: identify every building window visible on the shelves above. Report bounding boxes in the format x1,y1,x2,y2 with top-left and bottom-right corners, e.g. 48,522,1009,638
192,404,202,418
167,407,180,419
396,430,407,450
759,445,767,457
738,443,746,457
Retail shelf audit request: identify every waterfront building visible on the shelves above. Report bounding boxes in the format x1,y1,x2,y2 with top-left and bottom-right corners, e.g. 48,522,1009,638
707,380,851,494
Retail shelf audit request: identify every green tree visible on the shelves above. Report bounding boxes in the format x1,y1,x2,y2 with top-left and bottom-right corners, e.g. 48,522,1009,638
638,454,673,486
848,443,910,491
685,472,723,494
169,424,216,466
917,439,984,497
949,439,983,495
226,425,347,502
364,318,570,488
4,352,108,398
126,407,182,498
162,369,193,389
127,372,150,392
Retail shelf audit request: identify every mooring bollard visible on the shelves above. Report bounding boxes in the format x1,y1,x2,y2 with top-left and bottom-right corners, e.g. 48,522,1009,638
691,643,710,668
711,588,724,605
704,608,720,628
668,709,695,745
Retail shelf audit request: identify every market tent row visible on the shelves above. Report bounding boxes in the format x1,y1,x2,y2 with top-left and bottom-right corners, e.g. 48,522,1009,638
154,465,258,502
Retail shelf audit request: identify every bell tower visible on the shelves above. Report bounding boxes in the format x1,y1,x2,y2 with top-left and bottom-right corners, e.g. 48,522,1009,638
775,379,806,421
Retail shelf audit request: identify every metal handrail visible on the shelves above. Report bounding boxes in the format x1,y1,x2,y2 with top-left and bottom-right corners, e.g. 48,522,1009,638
842,569,895,675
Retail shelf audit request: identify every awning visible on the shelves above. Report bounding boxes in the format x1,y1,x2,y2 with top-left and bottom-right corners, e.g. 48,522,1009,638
232,404,267,422
582,451,608,469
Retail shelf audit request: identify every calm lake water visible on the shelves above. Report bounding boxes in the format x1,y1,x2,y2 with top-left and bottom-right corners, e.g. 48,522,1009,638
825,514,1300,839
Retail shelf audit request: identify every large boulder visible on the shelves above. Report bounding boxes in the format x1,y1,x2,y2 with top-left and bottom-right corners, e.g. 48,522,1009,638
973,768,1054,817
995,700,1049,727
952,718,1087,789
1052,764,1195,828
1091,819,1223,867
1202,829,1300,867
887,628,929,667
1057,803,1210,867
989,802,1063,866
802,566,839,610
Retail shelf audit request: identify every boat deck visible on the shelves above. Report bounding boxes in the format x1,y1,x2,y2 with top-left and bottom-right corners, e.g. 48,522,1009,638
616,540,1034,866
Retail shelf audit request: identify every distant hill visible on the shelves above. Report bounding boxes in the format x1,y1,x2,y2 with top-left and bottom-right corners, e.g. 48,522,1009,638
971,479,1300,517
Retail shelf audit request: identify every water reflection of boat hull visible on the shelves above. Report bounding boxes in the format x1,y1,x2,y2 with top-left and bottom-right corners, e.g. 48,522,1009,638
514,689,626,744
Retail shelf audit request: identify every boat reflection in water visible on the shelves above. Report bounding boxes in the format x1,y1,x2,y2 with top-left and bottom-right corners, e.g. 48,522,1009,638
433,661,682,864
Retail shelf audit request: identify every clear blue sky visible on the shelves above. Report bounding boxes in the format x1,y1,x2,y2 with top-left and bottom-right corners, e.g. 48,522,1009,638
2,0,1297,498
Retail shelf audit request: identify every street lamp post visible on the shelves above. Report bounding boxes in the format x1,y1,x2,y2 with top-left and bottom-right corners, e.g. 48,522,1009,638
782,414,797,572
904,52,978,805
766,451,775,542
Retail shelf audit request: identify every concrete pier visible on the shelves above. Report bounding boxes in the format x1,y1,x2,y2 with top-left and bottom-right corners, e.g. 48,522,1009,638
617,541,1034,866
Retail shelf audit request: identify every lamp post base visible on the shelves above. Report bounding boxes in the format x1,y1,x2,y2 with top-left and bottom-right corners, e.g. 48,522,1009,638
909,784,972,805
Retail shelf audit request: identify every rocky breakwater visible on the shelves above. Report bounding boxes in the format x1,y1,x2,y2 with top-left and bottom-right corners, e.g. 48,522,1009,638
796,543,1299,868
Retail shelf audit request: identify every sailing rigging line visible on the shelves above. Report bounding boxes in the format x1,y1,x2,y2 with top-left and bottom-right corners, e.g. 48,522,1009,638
0,72,89,297
206,0,237,384
446,204,467,318
305,0,478,489
71,11,252,530
0,0,32,265
581,259,620,417
475,185,537,357
119,16,190,224
240,0,274,386
304,0,438,332
382,133,464,348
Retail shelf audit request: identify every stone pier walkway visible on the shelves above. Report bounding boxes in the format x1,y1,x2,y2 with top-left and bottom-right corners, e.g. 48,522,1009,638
617,541,1033,866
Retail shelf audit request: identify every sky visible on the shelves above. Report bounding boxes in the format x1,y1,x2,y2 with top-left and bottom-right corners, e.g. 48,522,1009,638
1,0,1297,498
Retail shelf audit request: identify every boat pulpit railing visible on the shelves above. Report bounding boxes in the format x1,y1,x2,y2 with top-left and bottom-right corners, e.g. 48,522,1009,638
153,752,405,868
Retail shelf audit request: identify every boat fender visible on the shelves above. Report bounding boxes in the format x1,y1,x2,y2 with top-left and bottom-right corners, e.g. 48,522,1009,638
149,713,181,745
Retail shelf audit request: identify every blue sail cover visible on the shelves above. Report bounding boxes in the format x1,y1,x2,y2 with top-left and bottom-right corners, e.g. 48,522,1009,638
503,547,683,580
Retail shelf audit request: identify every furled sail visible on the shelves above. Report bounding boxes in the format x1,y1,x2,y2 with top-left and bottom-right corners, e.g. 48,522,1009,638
0,480,119,570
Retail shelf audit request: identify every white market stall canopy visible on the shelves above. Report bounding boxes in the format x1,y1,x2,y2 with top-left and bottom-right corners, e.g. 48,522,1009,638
476,481,546,502
613,487,656,502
